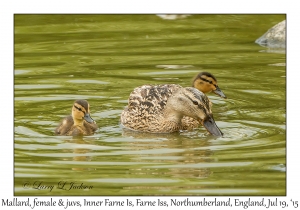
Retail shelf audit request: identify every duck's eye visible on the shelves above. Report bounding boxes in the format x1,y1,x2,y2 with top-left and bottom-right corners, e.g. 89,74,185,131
200,76,214,85
193,101,199,105
74,105,83,112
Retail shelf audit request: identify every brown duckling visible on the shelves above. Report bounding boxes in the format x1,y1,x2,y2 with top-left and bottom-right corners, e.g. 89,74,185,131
55,99,98,136
121,84,223,136
192,72,227,99
180,72,226,131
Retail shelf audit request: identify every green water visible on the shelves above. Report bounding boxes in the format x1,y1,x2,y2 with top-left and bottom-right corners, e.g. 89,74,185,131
14,14,286,196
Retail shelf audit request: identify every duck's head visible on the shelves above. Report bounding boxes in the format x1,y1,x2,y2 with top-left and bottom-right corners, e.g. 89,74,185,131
72,99,94,125
168,87,223,137
192,72,227,99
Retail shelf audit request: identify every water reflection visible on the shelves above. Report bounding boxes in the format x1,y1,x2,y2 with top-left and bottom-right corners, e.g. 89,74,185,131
64,137,94,171
14,14,286,196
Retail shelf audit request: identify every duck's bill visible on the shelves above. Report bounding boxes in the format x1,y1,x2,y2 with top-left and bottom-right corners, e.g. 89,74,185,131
202,116,223,137
84,113,94,123
213,86,227,99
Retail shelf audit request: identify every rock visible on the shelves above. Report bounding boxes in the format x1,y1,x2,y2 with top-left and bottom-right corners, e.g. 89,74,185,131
255,20,286,48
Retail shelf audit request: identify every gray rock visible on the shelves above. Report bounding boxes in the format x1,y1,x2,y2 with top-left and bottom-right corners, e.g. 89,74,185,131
255,20,286,48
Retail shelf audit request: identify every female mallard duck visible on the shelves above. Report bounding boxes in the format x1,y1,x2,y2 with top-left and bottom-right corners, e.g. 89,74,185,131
120,84,223,136
192,72,227,99
55,99,98,136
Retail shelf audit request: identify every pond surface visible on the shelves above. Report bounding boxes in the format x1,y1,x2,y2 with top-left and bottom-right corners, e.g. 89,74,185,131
14,14,286,196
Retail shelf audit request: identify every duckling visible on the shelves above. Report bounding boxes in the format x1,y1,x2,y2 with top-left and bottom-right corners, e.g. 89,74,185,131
181,72,227,127
55,99,98,136
121,84,223,136
192,72,227,99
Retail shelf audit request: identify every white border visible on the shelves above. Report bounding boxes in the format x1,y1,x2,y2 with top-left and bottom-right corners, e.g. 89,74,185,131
3,0,298,209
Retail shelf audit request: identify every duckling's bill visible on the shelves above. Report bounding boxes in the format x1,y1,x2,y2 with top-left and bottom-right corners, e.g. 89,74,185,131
84,113,94,123
213,86,227,99
202,115,223,137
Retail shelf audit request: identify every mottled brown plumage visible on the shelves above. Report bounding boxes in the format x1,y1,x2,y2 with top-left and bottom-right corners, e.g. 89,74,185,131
55,100,98,136
121,84,222,136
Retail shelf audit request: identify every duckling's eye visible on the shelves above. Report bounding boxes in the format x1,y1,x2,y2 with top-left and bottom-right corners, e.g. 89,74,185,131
74,105,84,113
200,76,213,85
193,101,199,105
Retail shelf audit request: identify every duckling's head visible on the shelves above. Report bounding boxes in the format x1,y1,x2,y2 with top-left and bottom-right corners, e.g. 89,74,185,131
167,87,223,136
72,99,94,125
192,72,227,99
